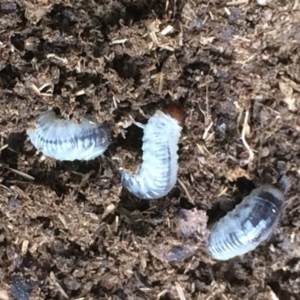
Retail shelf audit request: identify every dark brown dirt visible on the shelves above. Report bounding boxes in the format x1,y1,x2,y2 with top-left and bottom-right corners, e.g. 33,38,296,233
1,0,300,299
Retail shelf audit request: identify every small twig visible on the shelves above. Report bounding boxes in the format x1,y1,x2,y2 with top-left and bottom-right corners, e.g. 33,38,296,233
157,289,168,299
175,282,186,300
202,121,214,140
227,0,249,5
240,110,254,166
0,144,8,152
50,272,69,299
293,0,299,10
6,167,35,181
178,178,195,205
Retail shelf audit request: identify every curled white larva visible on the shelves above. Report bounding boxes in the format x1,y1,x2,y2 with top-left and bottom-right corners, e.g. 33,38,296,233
27,110,111,161
120,106,185,199
208,185,284,261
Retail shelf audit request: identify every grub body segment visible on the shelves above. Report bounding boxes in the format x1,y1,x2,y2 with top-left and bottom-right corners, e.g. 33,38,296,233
121,109,184,199
27,111,111,161
208,185,284,260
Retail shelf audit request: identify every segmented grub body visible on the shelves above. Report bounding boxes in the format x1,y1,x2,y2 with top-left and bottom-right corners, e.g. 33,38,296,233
121,108,185,199
27,111,111,161
208,185,284,261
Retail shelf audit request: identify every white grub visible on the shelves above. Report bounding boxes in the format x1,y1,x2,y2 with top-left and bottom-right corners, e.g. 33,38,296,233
27,110,111,161
208,185,284,261
121,105,186,200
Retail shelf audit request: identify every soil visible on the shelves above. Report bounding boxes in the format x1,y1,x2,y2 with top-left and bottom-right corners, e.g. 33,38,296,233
0,0,300,299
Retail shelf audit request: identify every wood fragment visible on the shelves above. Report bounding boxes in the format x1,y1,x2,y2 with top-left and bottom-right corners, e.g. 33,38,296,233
7,168,35,181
